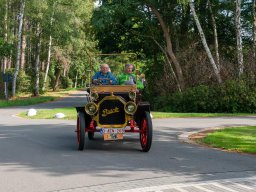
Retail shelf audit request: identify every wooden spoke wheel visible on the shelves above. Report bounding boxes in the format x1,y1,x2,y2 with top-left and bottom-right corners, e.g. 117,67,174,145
140,111,153,152
77,112,85,150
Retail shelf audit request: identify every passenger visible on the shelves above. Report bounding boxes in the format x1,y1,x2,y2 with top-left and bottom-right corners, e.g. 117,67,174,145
92,63,117,85
139,73,147,87
117,63,144,89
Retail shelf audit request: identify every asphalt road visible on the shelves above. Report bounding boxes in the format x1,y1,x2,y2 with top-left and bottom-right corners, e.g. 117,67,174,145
1,91,256,192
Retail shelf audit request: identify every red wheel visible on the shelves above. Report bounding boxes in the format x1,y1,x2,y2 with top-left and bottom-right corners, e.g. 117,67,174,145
77,112,85,150
140,111,153,152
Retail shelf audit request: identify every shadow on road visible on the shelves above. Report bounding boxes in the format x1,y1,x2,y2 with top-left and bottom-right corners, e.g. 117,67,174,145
0,122,255,181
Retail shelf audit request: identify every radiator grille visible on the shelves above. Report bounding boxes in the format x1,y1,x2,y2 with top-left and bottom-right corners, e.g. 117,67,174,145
98,99,125,125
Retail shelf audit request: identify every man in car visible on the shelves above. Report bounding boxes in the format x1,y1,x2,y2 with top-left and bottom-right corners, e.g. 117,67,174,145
117,63,144,89
92,63,117,85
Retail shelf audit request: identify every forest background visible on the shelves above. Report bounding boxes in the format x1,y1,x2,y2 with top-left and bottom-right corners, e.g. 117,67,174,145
0,0,256,113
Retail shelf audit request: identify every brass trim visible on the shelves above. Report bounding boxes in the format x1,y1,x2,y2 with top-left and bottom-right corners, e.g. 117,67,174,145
93,95,129,128
85,102,98,115
124,101,137,115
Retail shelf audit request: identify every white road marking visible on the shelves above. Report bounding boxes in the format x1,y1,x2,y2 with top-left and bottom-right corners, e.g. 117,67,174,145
116,176,256,192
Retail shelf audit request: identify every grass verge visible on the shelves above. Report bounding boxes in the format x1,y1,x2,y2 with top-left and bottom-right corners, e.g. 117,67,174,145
19,107,77,120
0,89,78,108
0,96,56,108
18,108,256,120
197,126,256,154
150,112,255,118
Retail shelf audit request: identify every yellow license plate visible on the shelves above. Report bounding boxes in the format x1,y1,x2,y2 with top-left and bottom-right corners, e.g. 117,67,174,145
103,133,123,140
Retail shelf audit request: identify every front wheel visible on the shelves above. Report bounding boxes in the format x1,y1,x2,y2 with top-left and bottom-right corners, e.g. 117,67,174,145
140,111,153,152
77,112,85,150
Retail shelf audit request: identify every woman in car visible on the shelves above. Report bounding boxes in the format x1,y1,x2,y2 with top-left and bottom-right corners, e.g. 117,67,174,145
117,63,144,89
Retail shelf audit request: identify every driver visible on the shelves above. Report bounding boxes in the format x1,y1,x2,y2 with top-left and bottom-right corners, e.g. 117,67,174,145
92,64,117,85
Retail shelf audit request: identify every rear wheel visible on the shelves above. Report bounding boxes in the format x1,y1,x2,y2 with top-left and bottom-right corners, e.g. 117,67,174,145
77,112,85,150
140,111,153,152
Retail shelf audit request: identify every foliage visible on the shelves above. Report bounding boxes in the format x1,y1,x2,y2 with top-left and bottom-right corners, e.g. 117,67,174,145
60,76,73,89
0,0,96,96
157,80,256,113
4,69,31,95
0,38,13,58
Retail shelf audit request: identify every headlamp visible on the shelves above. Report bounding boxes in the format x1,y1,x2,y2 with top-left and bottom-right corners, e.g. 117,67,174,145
128,91,136,100
124,101,137,115
85,102,98,115
91,92,99,101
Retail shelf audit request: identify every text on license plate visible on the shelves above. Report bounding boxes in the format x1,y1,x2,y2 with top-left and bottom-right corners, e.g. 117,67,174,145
100,128,124,140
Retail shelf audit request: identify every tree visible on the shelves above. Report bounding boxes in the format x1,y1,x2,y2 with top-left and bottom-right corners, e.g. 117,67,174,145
208,0,220,69
146,3,185,91
236,0,244,76
253,0,256,70
12,0,25,97
188,0,222,83
42,1,56,91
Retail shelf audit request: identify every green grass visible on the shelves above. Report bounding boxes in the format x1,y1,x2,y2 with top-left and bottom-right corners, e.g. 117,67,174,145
18,108,256,120
201,126,256,154
0,96,56,108
19,107,77,120
151,112,255,118
0,89,79,108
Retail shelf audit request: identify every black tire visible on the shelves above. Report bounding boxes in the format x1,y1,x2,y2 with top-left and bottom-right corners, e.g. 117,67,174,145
77,112,85,150
88,132,94,140
140,111,153,152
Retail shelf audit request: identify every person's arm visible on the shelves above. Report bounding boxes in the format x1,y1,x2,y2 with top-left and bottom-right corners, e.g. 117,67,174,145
108,72,117,85
134,74,144,89
92,72,99,80
92,72,100,84
117,74,127,85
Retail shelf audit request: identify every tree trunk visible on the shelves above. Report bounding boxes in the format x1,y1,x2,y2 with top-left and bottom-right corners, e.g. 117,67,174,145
148,4,185,90
208,0,220,70
3,0,8,73
34,23,41,96
189,0,222,83
20,18,27,70
53,69,61,91
235,0,244,77
74,70,78,88
42,35,52,91
42,4,55,91
12,0,25,97
253,0,256,72
152,38,181,92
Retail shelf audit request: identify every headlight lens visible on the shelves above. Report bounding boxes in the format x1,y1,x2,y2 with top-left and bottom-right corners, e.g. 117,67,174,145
91,92,99,101
128,91,136,100
124,101,137,115
85,102,98,115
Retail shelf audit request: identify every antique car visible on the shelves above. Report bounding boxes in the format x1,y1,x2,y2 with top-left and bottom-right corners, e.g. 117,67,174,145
75,58,152,152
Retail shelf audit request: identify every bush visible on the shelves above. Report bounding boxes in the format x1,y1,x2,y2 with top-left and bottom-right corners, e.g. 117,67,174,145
60,76,72,89
157,80,256,113
17,70,31,93
3,69,31,95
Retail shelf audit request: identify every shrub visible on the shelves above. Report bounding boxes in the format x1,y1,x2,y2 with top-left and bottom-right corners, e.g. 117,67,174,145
157,80,256,113
60,76,72,89
3,69,31,95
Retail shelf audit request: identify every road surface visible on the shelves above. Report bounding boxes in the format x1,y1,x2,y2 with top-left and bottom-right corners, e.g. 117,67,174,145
0,91,256,192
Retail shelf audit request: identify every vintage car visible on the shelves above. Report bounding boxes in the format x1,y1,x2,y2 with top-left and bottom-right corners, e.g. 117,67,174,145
75,62,152,152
